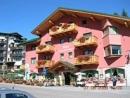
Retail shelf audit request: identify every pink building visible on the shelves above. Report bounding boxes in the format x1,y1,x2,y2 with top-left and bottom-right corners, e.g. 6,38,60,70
25,38,40,73
25,8,130,85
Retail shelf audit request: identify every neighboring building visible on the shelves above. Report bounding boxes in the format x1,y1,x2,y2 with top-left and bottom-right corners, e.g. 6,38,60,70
25,38,40,74
26,8,130,85
0,32,26,71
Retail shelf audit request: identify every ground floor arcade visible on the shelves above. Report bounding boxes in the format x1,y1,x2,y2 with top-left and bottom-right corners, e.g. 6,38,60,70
44,61,127,86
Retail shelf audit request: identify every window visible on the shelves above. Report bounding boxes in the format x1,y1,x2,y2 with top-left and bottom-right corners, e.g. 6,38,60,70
105,45,121,56
22,60,25,64
10,43,14,47
69,21,73,23
103,26,118,36
14,57,22,61
83,32,92,38
84,49,93,56
31,57,36,64
17,66,20,69
60,39,64,44
82,20,87,25
60,53,64,60
6,93,28,98
31,45,36,50
45,41,52,45
8,58,10,61
1,39,4,41
105,68,125,77
42,55,51,60
68,37,73,42
112,45,121,55
68,52,73,59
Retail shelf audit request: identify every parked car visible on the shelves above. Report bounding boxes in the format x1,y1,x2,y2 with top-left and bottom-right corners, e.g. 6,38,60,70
0,87,35,98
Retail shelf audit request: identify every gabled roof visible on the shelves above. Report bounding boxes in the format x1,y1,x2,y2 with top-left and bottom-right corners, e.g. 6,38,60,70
32,7,130,35
50,61,76,71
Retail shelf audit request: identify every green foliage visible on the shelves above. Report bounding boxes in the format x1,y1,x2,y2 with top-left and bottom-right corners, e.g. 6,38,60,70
113,12,119,16
121,9,128,17
113,9,129,17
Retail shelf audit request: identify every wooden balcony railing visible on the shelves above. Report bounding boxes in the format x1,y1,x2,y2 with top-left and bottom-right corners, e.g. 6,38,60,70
36,60,54,68
36,45,54,54
49,23,77,37
75,55,99,65
73,36,98,47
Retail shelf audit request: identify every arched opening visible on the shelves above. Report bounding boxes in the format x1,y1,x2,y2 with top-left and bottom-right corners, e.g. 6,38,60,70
105,68,125,78
83,70,99,78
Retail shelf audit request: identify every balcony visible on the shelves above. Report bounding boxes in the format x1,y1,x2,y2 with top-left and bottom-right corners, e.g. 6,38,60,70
0,53,6,58
73,36,98,48
0,40,6,44
10,46,24,50
10,53,23,57
49,23,77,37
36,45,54,54
75,55,99,65
0,47,6,51
36,60,54,68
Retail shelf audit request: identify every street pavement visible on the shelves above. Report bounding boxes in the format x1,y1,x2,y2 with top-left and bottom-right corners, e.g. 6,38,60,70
0,83,130,98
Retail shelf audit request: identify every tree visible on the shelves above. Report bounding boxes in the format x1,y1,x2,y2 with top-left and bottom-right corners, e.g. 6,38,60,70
113,12,119,16
121,9,128,17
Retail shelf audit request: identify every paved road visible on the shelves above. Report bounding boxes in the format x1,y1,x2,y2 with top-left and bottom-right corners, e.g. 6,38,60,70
0,83,130,98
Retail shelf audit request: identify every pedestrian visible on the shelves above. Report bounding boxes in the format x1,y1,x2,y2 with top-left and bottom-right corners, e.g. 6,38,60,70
112,76,117,89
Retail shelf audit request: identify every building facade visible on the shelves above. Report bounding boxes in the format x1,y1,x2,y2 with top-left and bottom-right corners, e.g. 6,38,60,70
25,38,39,74
0,32,26,71
26,8,130,85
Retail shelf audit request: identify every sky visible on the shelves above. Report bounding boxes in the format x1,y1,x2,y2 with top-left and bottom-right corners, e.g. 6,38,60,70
0,0,130,40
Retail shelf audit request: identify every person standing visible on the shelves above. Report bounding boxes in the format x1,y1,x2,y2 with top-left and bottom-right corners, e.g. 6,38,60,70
112,76,117,89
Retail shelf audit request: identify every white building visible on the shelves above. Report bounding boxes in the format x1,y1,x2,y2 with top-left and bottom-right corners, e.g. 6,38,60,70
0,32,26,71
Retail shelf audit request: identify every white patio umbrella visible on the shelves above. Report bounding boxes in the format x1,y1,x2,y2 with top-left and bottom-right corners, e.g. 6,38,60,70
75,72,86,75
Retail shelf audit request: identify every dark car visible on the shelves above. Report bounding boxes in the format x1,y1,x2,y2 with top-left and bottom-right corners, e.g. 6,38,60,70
0,87,35,98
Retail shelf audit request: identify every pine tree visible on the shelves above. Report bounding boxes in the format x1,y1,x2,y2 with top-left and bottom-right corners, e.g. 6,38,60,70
121,9,128,17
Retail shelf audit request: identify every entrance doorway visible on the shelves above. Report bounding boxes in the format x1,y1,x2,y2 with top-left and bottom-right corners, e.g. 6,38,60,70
113,69,118,76
88,73,93,77
64,72,71,85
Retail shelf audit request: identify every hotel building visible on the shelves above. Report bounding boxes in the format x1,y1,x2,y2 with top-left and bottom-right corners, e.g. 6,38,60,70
25,8,130,85
0,32,26,71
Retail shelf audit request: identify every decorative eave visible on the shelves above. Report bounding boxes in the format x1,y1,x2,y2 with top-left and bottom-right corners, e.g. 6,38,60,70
32,7,130,36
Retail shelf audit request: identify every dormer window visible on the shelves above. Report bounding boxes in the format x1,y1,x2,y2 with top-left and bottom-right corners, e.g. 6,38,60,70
103,26,118,36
